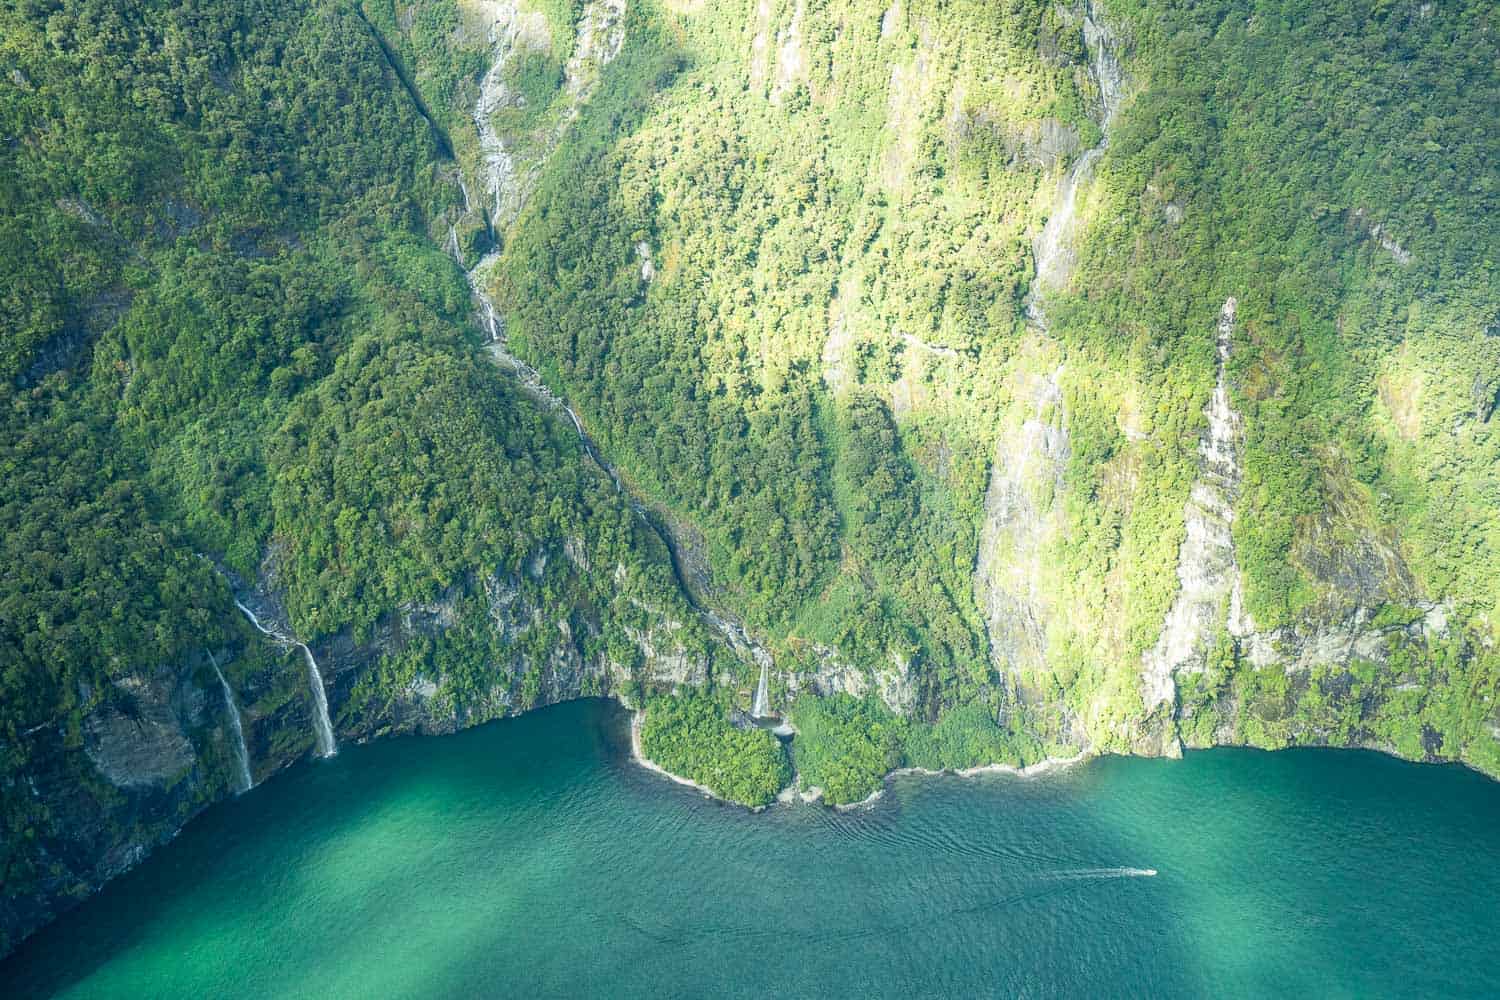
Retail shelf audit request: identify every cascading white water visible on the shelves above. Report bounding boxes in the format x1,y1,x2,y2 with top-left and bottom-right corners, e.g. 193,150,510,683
456,1,779,680
298,644,337,759
210,652,254,793
752,659,771,718
232,599,337,758
1139,298,1245,708
1027,0,1125,325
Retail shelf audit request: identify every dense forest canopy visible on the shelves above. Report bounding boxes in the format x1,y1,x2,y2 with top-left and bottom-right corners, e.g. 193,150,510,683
0,0,704,950
0,0,1496,950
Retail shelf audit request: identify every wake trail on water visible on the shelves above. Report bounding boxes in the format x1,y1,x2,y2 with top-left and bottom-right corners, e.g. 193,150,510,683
812,811,1038,867
1045,867,1157,879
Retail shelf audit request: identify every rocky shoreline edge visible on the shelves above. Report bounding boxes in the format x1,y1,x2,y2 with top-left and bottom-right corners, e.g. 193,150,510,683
628,709,769,812
829,753,1095,811
627,704,1090,813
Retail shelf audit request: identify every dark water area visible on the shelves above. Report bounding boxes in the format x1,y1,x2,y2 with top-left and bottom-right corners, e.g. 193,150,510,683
6,698,1500,998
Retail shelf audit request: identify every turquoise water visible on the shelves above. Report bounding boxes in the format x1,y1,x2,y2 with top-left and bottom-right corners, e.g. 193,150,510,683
6,699,1500,998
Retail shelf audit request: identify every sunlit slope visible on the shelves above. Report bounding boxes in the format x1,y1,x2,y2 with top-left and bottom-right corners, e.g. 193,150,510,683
384,0,1499,761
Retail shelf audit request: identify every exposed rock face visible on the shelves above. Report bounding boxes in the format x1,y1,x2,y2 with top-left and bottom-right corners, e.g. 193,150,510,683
794,643,869,701
785,642,914,715
472,1,550,229
2,523,717,957
769,0,806,105
341,549,716,741
562,0,627,111
1238,603,1450,675
881,18,938,191
1142,298,1244,708
878,650,917,714
83,673,199,788
976,1,1119,696
1030,0,1124,302
974,361,1069,680
881,1,901,39
1,638,321,957
1140,303,1455,746
469,0,625,236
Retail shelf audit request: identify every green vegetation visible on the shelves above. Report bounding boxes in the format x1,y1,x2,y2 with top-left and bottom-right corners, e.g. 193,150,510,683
903,701,1047,773
639,694,791,807
2,0,1498,953
478,0,1496,772
490,0,1079,695
789,695,905,805
641,692,1049,807
0,0,701,948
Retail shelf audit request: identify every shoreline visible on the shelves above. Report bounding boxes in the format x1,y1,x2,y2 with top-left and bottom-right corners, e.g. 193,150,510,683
834,787,885,811
628,710,768,811
626,701,1091,812
889,751,1091,782
828,752,1092,810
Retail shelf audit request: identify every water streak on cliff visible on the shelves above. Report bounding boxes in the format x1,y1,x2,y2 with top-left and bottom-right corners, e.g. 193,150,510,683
974,364,1070,682
461,0,775,681
474,0,625,232
1141,299,1244,708
1027,0,1124,324
209,652,254,793
752,659,771,718
977,2,1123,684
232,600,337,758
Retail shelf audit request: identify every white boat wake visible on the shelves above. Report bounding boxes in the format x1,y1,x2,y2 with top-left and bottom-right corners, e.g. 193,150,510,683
1046,867,1157,880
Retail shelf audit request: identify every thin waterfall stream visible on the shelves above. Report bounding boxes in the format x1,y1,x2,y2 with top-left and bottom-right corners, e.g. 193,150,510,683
232,599,337,758
973,1,1122,682
209,652,254,793
460,1,777,690
1026,0,1124,329
751,659,770,719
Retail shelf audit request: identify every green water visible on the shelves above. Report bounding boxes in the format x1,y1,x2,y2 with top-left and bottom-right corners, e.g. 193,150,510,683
6,699,1500,998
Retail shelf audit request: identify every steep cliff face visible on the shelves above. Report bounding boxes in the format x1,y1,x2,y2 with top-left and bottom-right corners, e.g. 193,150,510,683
4,0,1497,958
0,0,732,956
482,0,1492,764
974,354,1069,683
1141,299,1246,713
2,531,720,954
357,0,1500,760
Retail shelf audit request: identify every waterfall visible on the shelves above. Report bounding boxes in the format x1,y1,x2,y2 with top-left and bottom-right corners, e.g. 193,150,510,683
466,260,779,683
1139,298,1245,708
232,599,337,758
460,0,777,678
751,659,771,718
978,4,1120,682
473,4,522,228
210,652,254,793
1027,0,1125,325
298,644,337,759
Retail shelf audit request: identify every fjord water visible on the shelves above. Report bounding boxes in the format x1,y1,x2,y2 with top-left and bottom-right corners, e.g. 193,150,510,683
7,701,1500,998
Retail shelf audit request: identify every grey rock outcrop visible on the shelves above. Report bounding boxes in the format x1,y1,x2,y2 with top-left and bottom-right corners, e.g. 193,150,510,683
1142,298,1245,708
974,363,1069,681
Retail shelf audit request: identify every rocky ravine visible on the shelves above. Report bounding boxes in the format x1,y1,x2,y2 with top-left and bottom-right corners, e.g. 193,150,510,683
0,2,706,958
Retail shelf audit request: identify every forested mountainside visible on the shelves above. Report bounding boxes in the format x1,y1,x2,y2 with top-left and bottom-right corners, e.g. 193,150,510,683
2,0,1496,953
